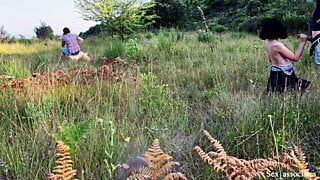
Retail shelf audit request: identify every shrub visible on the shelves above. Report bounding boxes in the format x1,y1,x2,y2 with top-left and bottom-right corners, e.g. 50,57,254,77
209,23,228,33
282,12,309,34
145,32,153,39
125,38,139,59
17,36,32,45
34,22,54,40
79,24,105,38
237,16,266,33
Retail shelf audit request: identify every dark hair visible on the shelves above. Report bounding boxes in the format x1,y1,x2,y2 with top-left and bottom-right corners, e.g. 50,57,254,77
259,18,288,40
63,27,70,35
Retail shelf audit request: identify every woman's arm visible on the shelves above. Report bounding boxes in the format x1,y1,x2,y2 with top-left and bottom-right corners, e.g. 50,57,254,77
277,34,307,61
77,36,84,45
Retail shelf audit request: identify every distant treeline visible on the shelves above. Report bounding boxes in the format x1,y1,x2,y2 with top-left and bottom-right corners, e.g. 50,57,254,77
80,0,315,37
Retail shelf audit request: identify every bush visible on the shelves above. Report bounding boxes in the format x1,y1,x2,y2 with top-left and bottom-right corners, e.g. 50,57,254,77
282,13,309,34
79,24,105,38
34,22,54,40
209,23,228,33
17,36,32,45
239,18,259,33
145,32,153,39
125,38,139,59
237,17,265,33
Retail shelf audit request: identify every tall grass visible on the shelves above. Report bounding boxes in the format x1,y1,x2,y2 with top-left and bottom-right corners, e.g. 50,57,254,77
0,30,319,179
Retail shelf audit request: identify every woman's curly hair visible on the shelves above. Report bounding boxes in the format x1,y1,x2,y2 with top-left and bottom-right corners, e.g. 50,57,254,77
259,18,288,40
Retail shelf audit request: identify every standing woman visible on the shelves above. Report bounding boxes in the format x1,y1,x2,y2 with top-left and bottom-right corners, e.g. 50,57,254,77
259,18,311,94
310,0,320,67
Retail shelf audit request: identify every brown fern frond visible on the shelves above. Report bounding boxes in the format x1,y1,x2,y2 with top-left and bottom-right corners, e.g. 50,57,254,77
135,166,153,177
207,151,221,159
156,161,180,178
47,141,77,180
194,146,214,166
195,130,292,179
144,139,177,179
118,139,187,180
127,173,152,180
201,130,226,156
46,173,57,180
245,158,293,179
284,146,320,180
163,172,188,180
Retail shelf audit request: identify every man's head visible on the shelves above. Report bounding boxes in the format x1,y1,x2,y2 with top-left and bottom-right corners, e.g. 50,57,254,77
63,27,70,35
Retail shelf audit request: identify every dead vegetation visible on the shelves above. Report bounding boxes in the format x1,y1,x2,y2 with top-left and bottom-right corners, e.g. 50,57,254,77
116,139,187,180
47,141,77,180
0,57,138,101
194,129,320,180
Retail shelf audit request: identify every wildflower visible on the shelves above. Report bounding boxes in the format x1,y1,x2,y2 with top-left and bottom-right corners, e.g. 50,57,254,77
124,137,131,142
108,120,114,126
50,133,56,139
97,118,104,124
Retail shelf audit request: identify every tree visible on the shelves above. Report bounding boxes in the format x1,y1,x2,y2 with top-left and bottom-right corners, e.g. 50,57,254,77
34,22,54,39
0,25,9,39
151,0,186,28
75,0,157,36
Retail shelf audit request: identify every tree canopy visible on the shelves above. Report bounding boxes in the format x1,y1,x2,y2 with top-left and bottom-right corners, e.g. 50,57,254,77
79,0,315,36
75,0,157,36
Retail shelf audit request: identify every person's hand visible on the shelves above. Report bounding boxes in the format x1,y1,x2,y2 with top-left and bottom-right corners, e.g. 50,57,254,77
77,37,84,45
299,34,308,43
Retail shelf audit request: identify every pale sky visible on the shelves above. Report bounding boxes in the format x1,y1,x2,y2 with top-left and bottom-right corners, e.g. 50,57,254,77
0,0,96,38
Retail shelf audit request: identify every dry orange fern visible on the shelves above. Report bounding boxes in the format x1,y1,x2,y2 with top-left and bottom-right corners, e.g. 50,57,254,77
126,165,153,180
127,173,152,180
202,130,226,156
195,129,292,179
163,173,188,180
143,139,181,179
280,146,319,180
116,139,187,180
47,141,77,180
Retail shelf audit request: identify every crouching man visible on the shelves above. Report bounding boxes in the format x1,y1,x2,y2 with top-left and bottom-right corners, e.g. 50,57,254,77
61,27,90,61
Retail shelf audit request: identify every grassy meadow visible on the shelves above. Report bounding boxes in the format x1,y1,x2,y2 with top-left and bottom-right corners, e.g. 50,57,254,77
0,29,320,179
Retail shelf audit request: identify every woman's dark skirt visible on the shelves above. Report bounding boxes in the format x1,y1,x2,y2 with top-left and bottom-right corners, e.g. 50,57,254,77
266,71,311,94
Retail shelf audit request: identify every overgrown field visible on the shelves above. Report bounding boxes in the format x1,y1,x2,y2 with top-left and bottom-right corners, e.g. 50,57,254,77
0,29,319,179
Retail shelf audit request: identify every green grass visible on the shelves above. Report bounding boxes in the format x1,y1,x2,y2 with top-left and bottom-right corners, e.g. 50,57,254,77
0,30,319,179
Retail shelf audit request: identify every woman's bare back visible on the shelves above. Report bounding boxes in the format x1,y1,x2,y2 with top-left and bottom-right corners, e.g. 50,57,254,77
266,40,291,66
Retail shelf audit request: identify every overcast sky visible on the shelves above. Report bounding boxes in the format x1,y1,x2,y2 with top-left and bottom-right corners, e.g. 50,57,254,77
0,0,96,38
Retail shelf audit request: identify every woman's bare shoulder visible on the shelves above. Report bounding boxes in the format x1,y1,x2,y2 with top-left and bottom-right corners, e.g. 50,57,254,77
268,40,286,51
